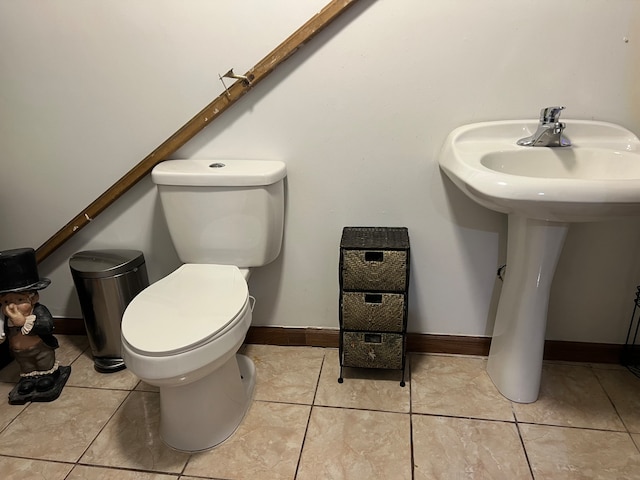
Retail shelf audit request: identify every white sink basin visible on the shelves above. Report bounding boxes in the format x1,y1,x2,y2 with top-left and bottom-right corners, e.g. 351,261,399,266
482,149,640,179
438,119,640,403
440,120,640,222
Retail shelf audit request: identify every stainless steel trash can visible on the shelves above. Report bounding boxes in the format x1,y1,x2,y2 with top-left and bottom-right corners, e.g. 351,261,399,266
69,249,149,373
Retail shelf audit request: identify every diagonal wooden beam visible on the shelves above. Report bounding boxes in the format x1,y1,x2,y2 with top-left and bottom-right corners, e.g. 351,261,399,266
36,0,361,264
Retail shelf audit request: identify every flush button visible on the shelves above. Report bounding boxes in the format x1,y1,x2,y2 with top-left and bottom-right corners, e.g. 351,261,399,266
209,162,225,168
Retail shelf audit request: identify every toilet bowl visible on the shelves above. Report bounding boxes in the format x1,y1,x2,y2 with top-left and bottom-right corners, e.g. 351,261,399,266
121,264,256,451
121,158,286,452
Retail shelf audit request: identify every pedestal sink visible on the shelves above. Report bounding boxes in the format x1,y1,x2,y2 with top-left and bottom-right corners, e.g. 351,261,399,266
439,119,640,403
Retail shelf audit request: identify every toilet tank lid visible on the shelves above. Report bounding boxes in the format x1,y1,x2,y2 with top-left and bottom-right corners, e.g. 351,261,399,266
152,159,286,187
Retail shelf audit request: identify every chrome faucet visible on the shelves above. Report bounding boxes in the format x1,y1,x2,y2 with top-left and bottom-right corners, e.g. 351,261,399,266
517,106,571,147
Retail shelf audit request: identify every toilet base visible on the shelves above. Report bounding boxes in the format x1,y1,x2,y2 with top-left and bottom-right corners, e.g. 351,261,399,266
159,353,256,452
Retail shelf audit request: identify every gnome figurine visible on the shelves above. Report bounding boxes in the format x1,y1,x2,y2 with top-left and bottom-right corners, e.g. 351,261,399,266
0,248,71,404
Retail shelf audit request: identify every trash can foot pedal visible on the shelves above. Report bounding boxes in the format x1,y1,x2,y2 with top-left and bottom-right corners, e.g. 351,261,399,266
94,357,126,373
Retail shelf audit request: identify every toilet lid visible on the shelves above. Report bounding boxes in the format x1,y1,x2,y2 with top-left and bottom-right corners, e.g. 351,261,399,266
122,264,249,356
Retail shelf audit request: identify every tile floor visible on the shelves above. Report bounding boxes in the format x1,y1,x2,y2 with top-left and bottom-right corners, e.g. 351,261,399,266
0,337,640,479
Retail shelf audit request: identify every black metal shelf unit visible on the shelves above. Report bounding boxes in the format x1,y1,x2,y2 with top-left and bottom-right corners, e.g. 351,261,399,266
338,227,410,386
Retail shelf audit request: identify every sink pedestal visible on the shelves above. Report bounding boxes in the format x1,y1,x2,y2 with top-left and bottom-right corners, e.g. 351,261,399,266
486,214,568,403
439,118,640,403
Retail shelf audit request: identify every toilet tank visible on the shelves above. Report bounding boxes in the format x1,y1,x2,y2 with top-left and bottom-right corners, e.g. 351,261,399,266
152,159,286,267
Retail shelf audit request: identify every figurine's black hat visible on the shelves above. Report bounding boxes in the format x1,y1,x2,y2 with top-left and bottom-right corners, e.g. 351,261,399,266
0,248,51,294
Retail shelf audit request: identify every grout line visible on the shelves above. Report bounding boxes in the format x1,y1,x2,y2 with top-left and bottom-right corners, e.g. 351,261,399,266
0,452,75,466
590,365,640,455
293,350,326,479
62,384,143,392
75,388,136,464
591,363,634,435
408,354,415,480
70,462,187,477
410,409,635,435
310,351,325,407
514,413,536,480
0,394,29,438
309,403,409,417
514,420,630,434
73,386,193,478
411,411,518,425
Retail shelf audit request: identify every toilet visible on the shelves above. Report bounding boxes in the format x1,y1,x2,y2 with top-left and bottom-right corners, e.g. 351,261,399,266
121,159,286,452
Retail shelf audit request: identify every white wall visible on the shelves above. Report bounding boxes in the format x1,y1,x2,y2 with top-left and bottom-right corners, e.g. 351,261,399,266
1,0,639,343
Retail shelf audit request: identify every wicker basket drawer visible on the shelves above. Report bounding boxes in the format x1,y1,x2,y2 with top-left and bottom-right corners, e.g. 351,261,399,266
341,292,405,332
342,331,403,370
341,250,407,291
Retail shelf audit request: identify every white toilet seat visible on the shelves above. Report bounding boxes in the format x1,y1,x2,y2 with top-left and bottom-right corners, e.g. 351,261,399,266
122,264,249,357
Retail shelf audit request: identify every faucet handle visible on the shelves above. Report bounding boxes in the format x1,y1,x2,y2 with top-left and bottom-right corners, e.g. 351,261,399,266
539,106,565,124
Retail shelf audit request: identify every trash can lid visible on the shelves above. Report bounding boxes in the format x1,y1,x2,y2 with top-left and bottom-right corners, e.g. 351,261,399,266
69,249,146,278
